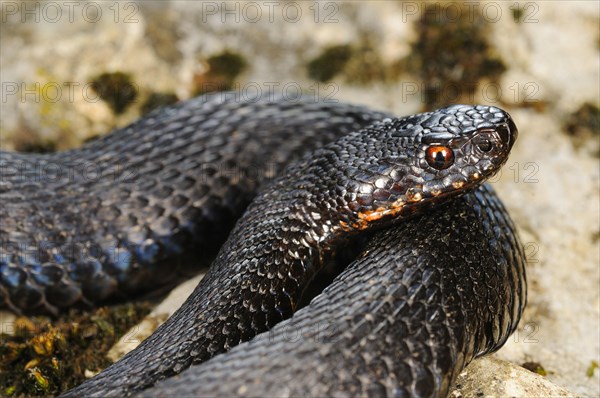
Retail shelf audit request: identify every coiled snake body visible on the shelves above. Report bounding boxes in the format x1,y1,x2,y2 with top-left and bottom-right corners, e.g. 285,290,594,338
0,94,526,397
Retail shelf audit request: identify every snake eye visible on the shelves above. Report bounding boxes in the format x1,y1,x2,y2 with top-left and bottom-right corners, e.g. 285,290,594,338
425,146,454,170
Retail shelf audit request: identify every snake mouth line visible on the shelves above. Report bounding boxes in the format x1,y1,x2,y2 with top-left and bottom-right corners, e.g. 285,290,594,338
337,198,406,231
340,178,485,232
357,198,406,223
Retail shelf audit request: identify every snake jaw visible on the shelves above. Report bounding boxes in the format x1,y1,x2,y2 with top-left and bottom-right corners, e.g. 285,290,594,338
405,188,423,202
339,196,409,231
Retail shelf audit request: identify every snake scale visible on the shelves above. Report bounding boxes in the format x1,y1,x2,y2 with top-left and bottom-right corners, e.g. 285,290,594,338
0,94,526,397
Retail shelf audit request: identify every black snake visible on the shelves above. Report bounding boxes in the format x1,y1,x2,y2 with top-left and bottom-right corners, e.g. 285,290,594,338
0,94,526,397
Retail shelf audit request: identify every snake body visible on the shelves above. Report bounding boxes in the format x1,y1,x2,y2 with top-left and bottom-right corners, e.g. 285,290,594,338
0,94,525,397
141,184,525,398
1,96,390,313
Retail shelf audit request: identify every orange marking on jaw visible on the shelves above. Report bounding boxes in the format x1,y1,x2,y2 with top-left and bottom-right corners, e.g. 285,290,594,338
347,199,408,231
405,188,422,202
339,220,352,231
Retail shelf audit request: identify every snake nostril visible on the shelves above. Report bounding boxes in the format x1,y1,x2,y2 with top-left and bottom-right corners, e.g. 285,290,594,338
476,139,493,152
503,117,518,151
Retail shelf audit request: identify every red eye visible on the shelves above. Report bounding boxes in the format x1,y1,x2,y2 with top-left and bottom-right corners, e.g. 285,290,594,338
426,146,454,170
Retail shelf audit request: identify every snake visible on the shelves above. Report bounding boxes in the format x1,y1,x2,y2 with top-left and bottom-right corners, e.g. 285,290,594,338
0,93,526,397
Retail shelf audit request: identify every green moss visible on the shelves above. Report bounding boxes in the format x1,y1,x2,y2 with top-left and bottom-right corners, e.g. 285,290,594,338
14,140,57,154
307,45,354,82
511,5,525,23
193,51,248,95
587,360,599,377
9,70,77,152
564,102,600,136
141,92,179,115
82,135,101,144
0,302,152,396
207,51,247,81
344,42,389,85
407,3,507,109
521,361,548,376
563,102,600,154
307,42,401,84
90,72,138,115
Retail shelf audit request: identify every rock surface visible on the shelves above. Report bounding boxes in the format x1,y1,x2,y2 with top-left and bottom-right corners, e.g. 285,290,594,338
451,357,574,398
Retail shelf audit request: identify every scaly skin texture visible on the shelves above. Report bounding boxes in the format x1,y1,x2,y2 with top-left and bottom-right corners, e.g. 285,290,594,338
54,100,521,397
0,95,524,396
1,94,390,314
138,184,527,398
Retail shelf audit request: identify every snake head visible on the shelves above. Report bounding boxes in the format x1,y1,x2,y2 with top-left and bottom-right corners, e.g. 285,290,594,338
416,104,517,198
340,105,518,230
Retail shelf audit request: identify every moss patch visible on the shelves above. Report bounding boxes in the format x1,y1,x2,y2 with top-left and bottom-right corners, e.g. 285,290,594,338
307,41,394,85
307,45,354,83
587,360,599,378
511,4,525,23
13,138,57,154
0,302,152,396
521,361,548,376
563,102,600,155
8,69,80,152
193,51,247,95
407,3,506,109
90,72,138,115
141,92,179,115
